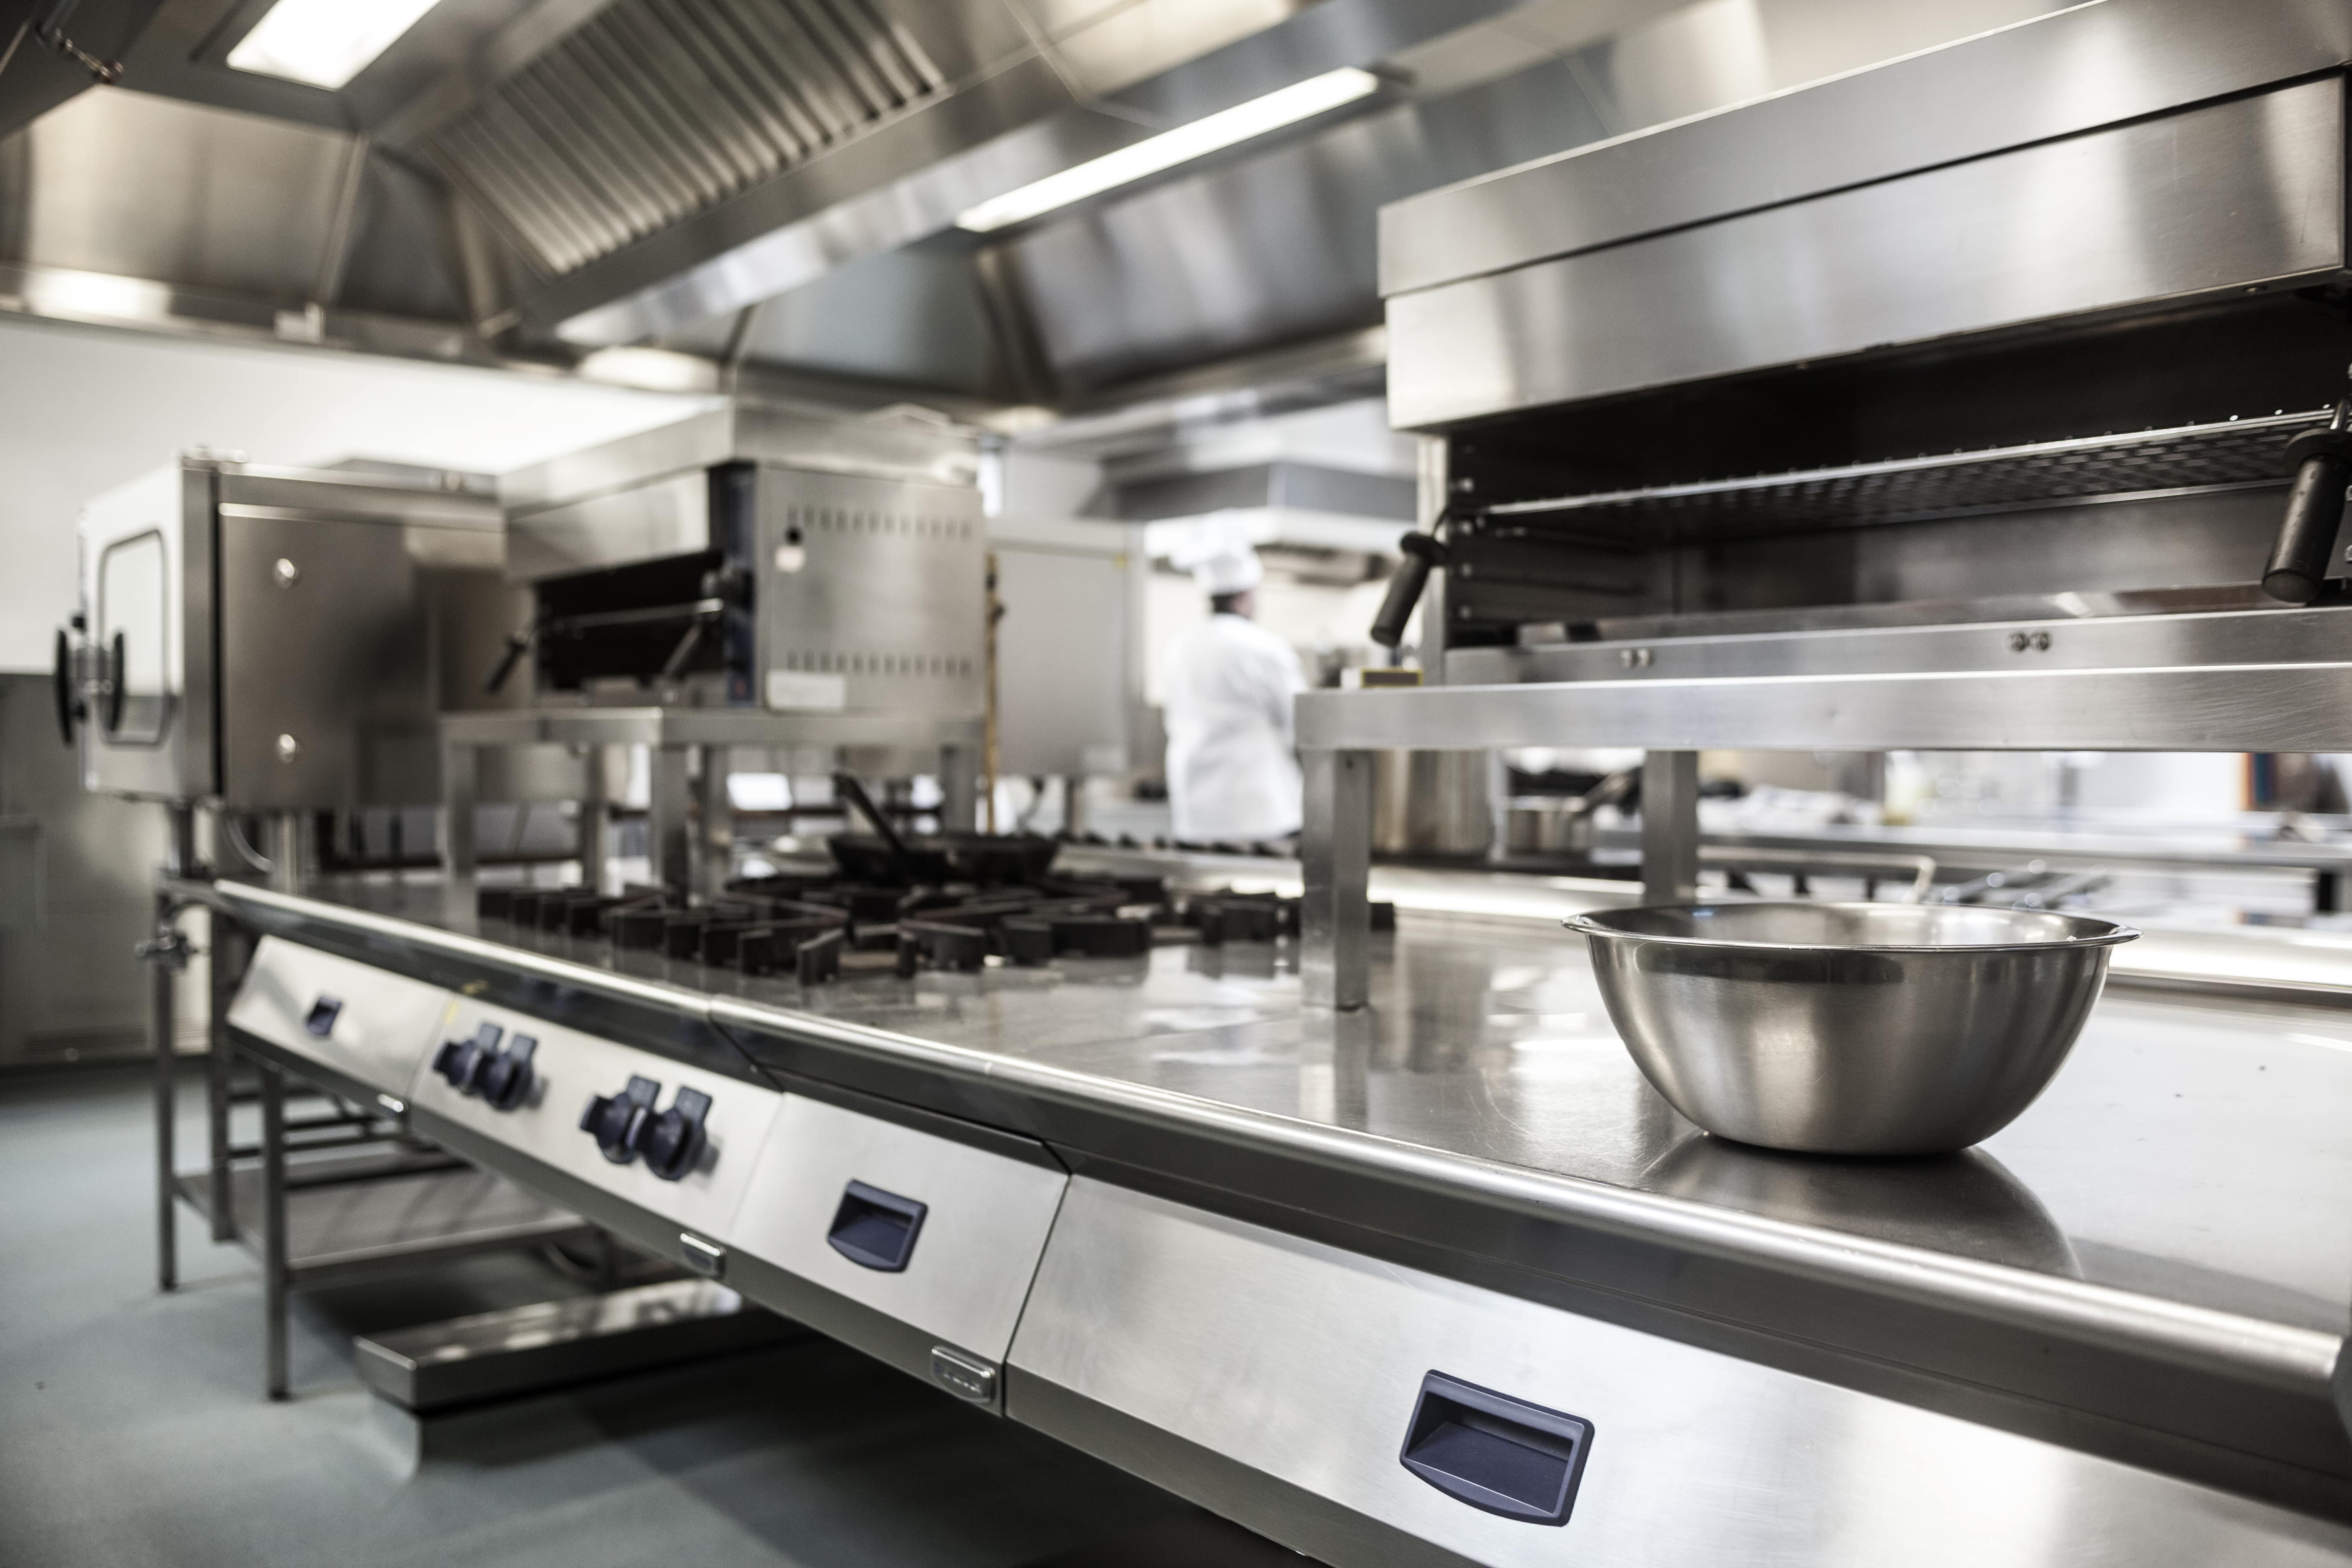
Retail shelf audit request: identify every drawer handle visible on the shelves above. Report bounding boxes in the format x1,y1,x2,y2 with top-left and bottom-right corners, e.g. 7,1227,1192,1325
826,1179,927,1272
304,996,343,1038
1398,1371,1592,1527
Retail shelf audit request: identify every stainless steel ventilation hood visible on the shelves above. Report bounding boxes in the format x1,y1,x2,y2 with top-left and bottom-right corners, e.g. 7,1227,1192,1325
0,0,2113,427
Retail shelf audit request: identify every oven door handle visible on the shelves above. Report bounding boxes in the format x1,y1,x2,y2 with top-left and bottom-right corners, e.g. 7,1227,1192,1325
102,631,125,734
52,626,81,745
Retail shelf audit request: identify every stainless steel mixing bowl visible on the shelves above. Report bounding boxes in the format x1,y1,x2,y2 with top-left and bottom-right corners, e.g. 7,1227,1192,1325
1567,903,2139,1155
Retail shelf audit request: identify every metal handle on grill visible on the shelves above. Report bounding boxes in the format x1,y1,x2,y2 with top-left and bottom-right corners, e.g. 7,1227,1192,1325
834,770,914,878
2265,427,2352,605
2265,384,2352,606
1372,530,1447,651
484,628,534,694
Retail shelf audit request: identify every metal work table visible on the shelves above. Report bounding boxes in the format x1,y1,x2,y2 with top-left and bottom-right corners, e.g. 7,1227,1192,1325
202,868,2352,1522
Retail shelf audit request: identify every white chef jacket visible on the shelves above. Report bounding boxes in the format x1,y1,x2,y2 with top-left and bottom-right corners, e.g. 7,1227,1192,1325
1161,613,1307,843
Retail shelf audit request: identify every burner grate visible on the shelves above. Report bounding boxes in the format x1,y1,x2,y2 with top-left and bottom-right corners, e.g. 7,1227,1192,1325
476,866,1394,981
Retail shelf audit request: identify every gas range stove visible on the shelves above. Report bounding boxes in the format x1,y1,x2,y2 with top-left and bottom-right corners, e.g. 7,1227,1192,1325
472,859,1387,983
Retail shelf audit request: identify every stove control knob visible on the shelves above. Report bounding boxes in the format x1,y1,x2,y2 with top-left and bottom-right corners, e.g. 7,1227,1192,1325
432,1022,503,1095
581,1075,659,1164
478,1034,537,1112
633,1086,712,1182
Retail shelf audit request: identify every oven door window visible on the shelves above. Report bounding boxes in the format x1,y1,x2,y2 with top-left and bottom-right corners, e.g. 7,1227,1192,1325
98,530,168,744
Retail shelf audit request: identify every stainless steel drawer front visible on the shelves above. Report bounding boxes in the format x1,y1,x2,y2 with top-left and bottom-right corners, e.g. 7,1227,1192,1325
407,1001,782,1239
225,936,453,1096
729,1095,1066,1363
1009,1180,2352,1568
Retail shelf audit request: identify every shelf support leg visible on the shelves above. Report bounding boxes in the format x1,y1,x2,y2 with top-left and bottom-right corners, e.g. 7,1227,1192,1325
1302,748,1374,1010
651,743,692,896
207,912,244,1243
940,744,977,834
149,888,178,1292
577,743,609,895
260,1051,289,1401
1643,750,1702,904
694,744,732,898
441,738,477,889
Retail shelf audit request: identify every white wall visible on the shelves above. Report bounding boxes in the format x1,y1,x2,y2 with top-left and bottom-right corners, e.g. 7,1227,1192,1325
0,317,714,671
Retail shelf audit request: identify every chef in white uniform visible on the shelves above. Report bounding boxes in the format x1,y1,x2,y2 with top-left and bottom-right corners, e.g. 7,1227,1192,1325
1160,544,1307,844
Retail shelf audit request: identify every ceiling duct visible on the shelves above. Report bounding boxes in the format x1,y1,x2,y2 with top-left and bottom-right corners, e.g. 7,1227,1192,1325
428,0,946,278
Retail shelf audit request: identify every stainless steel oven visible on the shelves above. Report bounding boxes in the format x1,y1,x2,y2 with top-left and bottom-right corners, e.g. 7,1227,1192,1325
64,456,509,808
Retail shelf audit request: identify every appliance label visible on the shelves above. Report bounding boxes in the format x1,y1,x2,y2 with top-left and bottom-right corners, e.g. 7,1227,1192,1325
765,670,848,711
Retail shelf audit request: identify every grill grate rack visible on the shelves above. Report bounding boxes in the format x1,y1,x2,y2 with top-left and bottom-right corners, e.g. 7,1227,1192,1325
1485,410,2330,538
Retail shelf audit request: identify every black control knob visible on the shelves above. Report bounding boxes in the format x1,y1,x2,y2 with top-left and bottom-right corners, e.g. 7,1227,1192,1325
633,1087,712,1182
581,1075,659,1164
432,1022,503,1094
476,1034,537,1112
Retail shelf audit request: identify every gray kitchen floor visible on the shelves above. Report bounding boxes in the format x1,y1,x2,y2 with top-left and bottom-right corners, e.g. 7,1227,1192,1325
0,1063,1305,1568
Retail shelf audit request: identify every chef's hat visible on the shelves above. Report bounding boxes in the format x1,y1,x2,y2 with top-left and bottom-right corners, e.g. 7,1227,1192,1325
1190,545,1264,596
1168,515,1264,596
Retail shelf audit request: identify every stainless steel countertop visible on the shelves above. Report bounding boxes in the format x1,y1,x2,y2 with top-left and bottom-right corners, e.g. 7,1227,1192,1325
235,872,2352,1342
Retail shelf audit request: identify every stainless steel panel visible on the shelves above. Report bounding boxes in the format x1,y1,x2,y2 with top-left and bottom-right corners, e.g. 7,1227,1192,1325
217,507,418,808
755,467,983,717
0,86,354,302
1387,80,2347,428
1380,0,2352,299
1011,1179,2352,1568
405,996,784,1238
1297,661,2352,754
729,1094,1067,1363
505,470,710,581
225,935,454,1096
1448,603,2352,687
994,540,1134,777
0,816,38,932
500,405,982,511
217,468,503,531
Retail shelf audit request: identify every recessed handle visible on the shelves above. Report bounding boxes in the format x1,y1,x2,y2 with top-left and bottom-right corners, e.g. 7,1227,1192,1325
826,1179,927,1272
303,996,342,1038
1398,1372,1592,1527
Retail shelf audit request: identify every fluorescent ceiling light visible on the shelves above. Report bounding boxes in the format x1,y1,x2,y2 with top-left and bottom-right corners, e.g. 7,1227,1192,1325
955,66,1380,233
227,0,444,90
